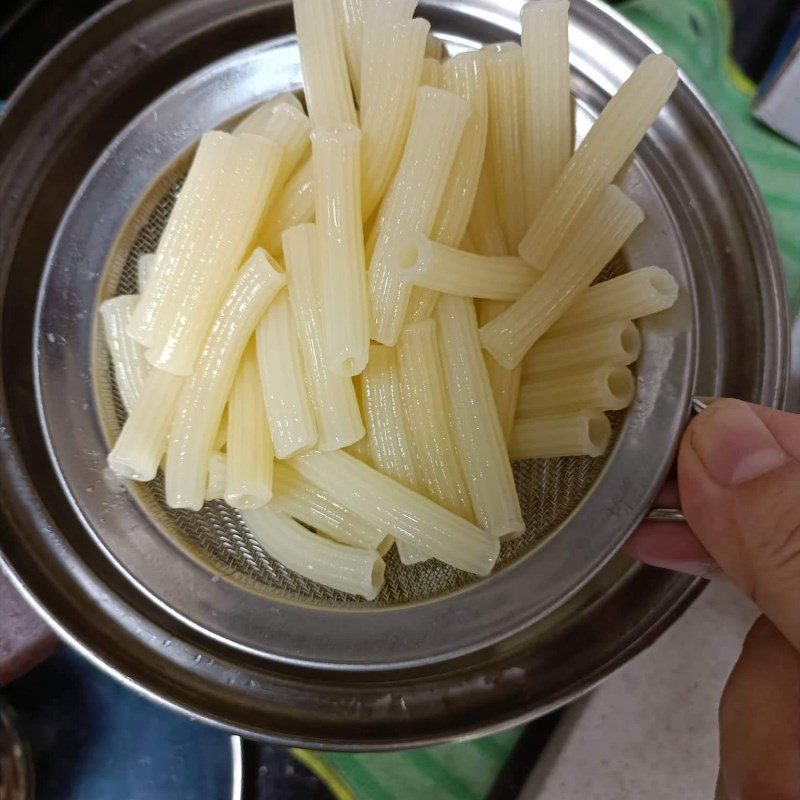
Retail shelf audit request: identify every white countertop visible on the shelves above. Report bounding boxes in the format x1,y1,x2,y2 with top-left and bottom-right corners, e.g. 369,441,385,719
523,578,758,799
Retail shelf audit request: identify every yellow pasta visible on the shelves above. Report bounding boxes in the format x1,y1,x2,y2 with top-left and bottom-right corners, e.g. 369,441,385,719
510,411,611,460
517,54,677,267
516,364,635,417
480,185,644,369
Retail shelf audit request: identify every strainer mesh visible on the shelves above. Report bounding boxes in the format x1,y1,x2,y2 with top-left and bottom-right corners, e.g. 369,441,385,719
95,153,626,608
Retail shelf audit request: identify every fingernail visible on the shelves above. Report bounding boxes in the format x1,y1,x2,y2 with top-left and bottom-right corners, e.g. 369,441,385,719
690,400,791,486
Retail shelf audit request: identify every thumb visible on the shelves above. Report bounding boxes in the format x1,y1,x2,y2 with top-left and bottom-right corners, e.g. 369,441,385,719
679,398,800,649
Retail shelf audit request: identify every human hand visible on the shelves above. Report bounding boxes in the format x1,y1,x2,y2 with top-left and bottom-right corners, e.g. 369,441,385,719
625,399,800,798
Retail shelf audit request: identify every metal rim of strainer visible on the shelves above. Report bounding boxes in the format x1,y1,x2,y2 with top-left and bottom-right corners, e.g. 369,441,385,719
0,0,787,746
32,34,693,670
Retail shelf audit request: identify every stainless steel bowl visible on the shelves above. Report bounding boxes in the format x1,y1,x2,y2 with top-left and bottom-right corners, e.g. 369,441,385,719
0,0,787,747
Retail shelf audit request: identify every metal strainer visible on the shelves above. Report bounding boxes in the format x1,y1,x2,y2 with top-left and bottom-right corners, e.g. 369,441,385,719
1,0,786,746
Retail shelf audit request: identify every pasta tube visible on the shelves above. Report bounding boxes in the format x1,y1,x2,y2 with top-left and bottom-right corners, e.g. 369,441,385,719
510,411,611,460
368,86,470,345
545,266,679,336
282,224,364,450
516,364,635,417
128,131,232,346
420,57,442,87
360,18,429,219
401,234,530,301
235,101,311,207
234,93,303,134
480,186,644,369
360,344,428,565
145,134,283,375
434,294,524,539
241,506,385,600
290,450,499,575
522,320,641,378
478,300,522,445
205,451,227,501
311,124,369,376
259,159,314,256
293,0,356,126
406,51,489,322
333,0,364,100
468,159,508,258
165,249,285,510
272,462,387,550
99,295,149,413
136,254,155,293
521,0,572,221
517,54,678,266
396,321,473,519
225,341,274,509
107,366,184,481
485,42,528,250
255,289,318,458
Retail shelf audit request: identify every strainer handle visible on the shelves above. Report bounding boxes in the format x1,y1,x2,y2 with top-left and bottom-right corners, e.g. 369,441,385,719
644,397,712,524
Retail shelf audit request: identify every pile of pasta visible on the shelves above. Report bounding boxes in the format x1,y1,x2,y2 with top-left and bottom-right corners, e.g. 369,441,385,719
102,0,680,599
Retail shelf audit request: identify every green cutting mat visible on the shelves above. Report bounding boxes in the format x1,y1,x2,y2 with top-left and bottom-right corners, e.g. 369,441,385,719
295,1,800,797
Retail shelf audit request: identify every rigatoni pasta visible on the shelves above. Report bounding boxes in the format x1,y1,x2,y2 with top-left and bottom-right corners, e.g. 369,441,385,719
368,86,470,346
290,450,499,575
517,54,678,267
522,320,641,378
282,224,365,450
516,364,635,417
225,341,274,509
434,295,524,539
99,295,149,413
521,0,572,221
101,0,683,600
255,289,318,458
510,411,611,460
396,321,473,520
165,249,285,510
480,185,644,368
311,124,370,376
241,505,385,600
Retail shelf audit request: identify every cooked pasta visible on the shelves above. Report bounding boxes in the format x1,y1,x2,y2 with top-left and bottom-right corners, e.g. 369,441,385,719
517,54,677,267
396,320,474,520
99,295,149,413
311,125,370,377
255,289,318,458
290,450,499,575
522,320,641,378
241,505,385,599
401,234,531,301
272,462,387,550
225,341,274,509
420,57,443,87
510,410,611,460
480,185,644,369
282,223,365,450
136,254,155,293
368,86,470,345
333,0,365,100
145,134,283,376
259,160,314,256
485,42,528,251
164,249,285,510
545,266,679,336
516,364,635,417
205,451,227,502
405,51,489,323
108,366,184,481
360,18,429,220
521,0,572,221
293,0,356,126
434,295,524,539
